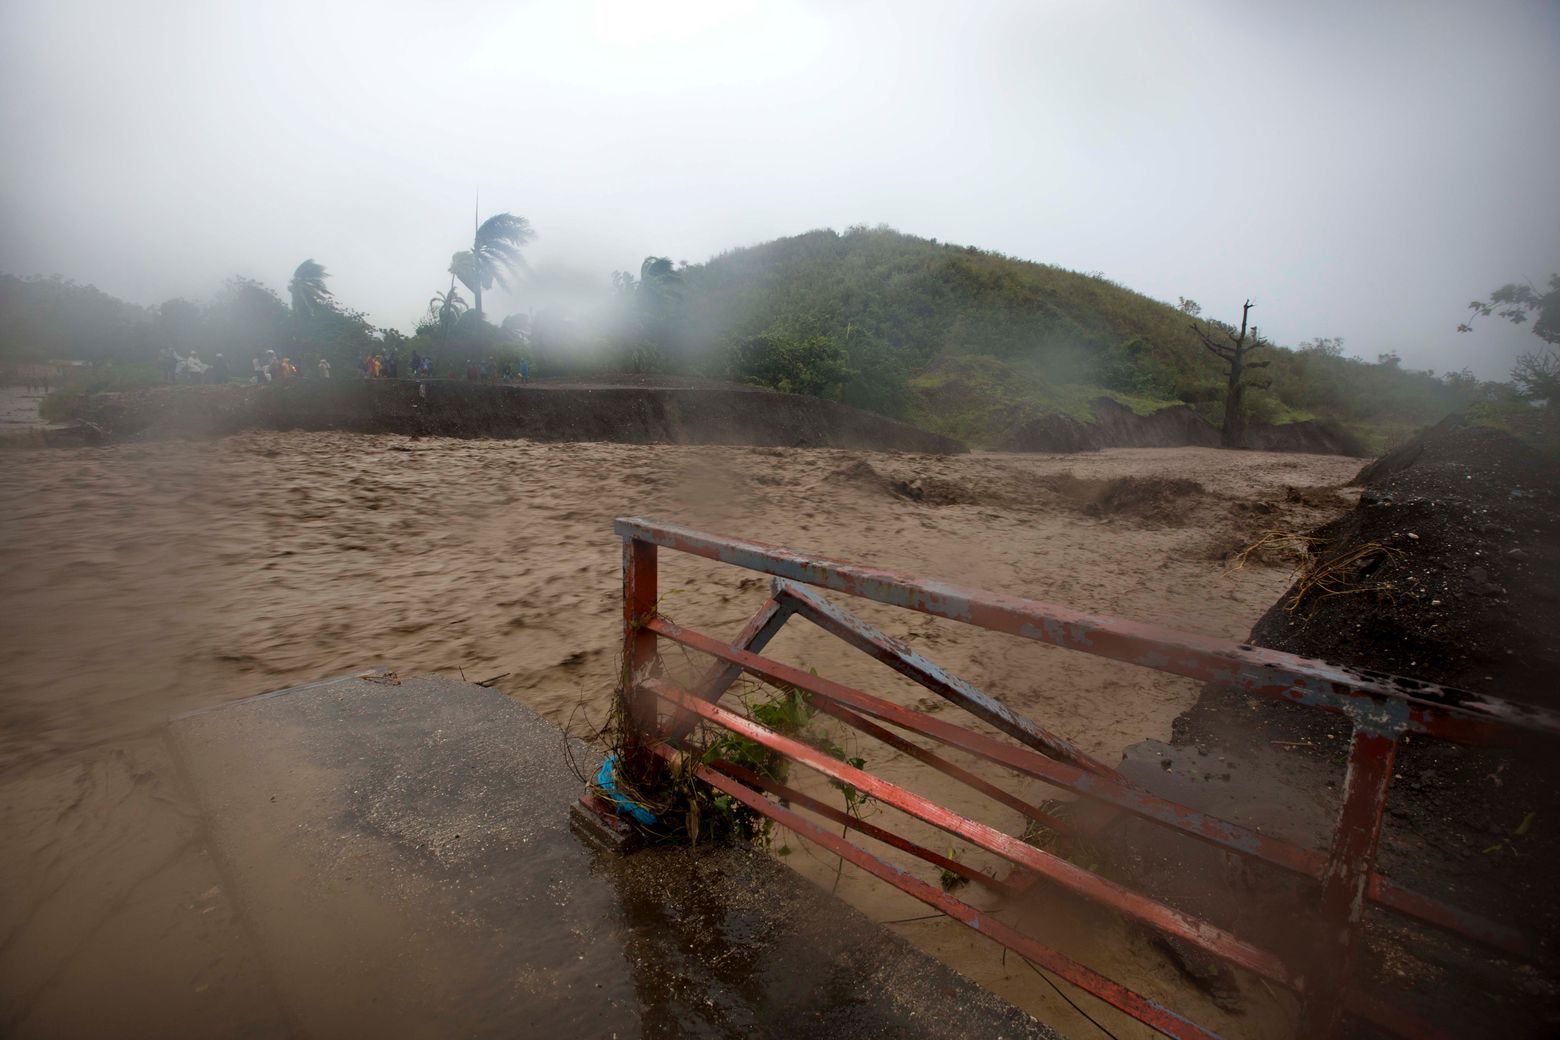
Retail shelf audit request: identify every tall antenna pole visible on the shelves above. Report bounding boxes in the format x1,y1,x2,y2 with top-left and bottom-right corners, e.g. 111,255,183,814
474,189,479,239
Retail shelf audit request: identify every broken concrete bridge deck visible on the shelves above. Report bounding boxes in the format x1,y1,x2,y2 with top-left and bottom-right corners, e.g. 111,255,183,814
166,672,1057,1039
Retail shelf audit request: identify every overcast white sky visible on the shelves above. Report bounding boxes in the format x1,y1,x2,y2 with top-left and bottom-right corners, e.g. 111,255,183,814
2,0,1556,377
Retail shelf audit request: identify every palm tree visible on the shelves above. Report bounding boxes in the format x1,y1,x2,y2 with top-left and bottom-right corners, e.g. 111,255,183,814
288,259,333,318
637,256,681,309
449,212,534,319
428,279,468,333
639,255,678,286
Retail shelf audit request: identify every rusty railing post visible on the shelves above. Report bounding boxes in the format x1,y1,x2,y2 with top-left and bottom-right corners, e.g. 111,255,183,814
620,535,659,774
1298,719,1401,1036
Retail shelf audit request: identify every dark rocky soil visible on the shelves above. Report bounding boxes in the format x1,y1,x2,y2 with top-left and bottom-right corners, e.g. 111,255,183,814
1245,414,1559,706
1152,415,1560,1036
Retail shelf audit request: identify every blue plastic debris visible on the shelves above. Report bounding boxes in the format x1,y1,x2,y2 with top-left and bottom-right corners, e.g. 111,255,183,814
594,755,657,826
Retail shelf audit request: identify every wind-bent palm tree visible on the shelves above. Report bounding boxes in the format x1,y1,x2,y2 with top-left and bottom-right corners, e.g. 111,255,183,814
637,256,681,307
449,212,534,319
639,255,677,286
288,259,333,318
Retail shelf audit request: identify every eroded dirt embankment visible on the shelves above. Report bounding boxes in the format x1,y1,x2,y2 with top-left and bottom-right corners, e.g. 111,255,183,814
57,379,967,454
1002,397,1360,456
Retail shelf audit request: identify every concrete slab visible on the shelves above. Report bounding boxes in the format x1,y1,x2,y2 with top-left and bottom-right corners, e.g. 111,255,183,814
169,673,1057,1039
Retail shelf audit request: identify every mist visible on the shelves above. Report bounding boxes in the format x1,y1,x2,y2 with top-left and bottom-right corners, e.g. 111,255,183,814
2,0,1558,377
6,5,1560,1037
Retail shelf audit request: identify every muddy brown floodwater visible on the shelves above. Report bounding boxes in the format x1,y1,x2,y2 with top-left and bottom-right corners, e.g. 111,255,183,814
0,432,1360,1037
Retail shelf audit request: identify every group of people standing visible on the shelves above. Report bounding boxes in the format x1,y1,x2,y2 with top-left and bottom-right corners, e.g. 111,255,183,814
250,350,299,383
361,351,436,379
160,346,226,383
359,352,529,383
161,346,532,386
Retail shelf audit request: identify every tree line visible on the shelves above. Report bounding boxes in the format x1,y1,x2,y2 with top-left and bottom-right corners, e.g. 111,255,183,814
0,210,543,382
2,222,1546,445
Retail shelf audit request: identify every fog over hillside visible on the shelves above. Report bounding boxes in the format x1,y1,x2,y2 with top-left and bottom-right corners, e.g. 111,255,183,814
2,0,1556,379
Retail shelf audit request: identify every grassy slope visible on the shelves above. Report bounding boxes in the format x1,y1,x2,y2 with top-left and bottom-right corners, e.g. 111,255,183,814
14,228,1488,452
681,227,1477,449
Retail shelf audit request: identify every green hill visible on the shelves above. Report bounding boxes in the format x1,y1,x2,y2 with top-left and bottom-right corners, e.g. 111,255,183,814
665,226,1494,451
5,227,1504,453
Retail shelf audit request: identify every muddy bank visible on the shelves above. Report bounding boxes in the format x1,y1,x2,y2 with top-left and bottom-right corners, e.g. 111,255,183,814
1001,397,1362,456
1241,417,1357,454
1002,398,1220,452
55,379,966,454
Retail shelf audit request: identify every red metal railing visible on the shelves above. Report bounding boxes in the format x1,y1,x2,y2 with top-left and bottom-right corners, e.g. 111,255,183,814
610,516,1559,1039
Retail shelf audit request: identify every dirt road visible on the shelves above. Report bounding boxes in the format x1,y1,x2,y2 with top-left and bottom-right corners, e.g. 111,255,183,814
0,433,1359,1036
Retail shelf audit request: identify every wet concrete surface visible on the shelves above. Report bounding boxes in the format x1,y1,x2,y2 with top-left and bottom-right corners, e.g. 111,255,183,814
166,672,1057,1039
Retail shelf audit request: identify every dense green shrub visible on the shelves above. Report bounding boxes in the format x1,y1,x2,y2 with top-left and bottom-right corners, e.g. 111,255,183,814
725,332,851,398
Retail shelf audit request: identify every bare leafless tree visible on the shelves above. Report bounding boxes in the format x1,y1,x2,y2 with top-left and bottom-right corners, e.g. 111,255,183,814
1189,299,1269,448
